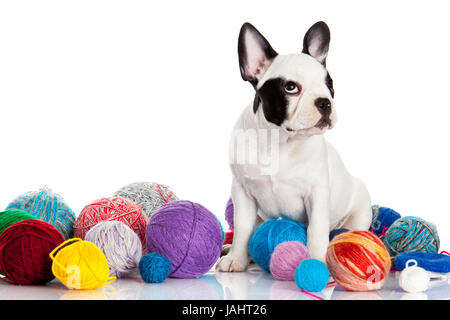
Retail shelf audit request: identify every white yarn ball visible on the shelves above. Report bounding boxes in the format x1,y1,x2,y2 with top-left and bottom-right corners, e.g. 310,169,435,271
398,260,430,293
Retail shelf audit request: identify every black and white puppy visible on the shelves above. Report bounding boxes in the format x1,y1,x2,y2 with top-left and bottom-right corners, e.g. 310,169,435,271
217,21,372,272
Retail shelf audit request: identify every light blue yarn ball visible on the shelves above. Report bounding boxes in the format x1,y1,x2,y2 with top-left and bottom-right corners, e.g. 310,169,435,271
139,253,172,283
6,187,76,240
295,259,329,292
249,218,307,272
383,216,440,257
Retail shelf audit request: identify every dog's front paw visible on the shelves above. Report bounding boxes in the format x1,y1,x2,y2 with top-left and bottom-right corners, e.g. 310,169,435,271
307,242,327,264
216,252,249,272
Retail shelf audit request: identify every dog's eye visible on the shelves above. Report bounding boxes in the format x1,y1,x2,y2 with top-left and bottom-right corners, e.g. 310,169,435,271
284,81,300,94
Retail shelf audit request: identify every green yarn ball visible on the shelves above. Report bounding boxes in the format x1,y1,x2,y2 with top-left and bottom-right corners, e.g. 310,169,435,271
0,209,36,235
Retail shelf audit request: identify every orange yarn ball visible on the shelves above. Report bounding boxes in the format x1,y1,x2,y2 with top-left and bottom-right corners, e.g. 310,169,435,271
74,197,148,248
326,230,391,291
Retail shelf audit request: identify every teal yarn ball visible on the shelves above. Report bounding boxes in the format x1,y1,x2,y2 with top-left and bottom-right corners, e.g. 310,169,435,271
6,187,76,240
383,216,440,257
249,218,307,272
295,259,329,292
139,253,172,283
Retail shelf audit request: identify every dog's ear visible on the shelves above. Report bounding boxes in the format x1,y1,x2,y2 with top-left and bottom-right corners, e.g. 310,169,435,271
302,21,330,66
238,23,278,84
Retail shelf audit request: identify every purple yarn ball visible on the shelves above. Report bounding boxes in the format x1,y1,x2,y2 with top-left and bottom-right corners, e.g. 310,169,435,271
146,200,223,278
225,197,234,230
269,241,310,281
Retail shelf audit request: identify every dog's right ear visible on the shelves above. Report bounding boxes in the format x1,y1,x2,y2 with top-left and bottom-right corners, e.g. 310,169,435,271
238,23,278,85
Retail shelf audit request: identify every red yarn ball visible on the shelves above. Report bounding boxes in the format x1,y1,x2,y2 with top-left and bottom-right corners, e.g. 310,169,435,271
74,197,148,247
0,219,64,285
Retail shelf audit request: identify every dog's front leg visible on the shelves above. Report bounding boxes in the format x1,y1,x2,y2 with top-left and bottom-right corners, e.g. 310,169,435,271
306,186,331,263
216,180,257,272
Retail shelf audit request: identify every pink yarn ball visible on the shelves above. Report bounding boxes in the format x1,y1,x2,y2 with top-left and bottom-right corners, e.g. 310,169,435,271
269,241,310,281
74,197,149,248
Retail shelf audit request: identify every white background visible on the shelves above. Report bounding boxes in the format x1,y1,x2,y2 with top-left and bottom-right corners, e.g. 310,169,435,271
0,0,449,250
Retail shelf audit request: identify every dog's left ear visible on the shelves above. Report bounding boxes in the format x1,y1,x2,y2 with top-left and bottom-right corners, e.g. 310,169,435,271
302,21,330,66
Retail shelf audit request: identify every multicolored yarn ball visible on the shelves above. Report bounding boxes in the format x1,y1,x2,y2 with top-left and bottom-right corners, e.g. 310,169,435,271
249,218,307,272
113,182,178,218
383,216,440,257
6,187,76,240
144,200,222,280
295,259,329,292
0,209,36,236
50,238,116,290
85,221,143,278
74,197,148,248
225,197,234,230
326,230,391,291
269,241,310,281
138,253,172,283
371,205,401,237
0,219,64,285
329,228,349,242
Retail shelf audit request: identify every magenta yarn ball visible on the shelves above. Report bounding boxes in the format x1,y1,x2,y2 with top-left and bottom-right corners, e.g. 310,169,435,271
269,241,311,281
146,200,223,278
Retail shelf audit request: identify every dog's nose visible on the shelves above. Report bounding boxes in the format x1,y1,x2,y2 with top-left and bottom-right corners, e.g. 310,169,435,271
315,98,331,115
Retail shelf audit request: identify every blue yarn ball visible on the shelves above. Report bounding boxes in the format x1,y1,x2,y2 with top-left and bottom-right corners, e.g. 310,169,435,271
394,252,450,273
295,259,329,292
6,187,76,240
249,218,307,272
139,253,172,283
383,216,440,257
371,205,401,237
329,228,349,242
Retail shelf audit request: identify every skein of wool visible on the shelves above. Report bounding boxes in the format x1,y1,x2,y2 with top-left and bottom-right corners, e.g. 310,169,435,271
143,200,223,280
225,197,234,230
6,187,76,239
74,197,148,248
269,241,310,281
85,221,142,278
371,205,401,238
383,216,440,257
113,182,178,218
0,209,36,236
326,230,391,291
249,218,307,272
50,238,116,290
0,219,64,285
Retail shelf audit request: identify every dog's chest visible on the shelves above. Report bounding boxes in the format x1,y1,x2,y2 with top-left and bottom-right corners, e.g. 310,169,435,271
233,140,321,222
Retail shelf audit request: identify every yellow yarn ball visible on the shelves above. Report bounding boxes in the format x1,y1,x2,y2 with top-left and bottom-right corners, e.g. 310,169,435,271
50,238,116,290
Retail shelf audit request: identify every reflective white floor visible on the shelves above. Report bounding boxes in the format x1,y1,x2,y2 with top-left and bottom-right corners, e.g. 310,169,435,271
0,264,448,300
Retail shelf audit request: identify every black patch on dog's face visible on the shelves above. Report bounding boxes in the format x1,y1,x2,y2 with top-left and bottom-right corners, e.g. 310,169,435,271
326,72,334,98
254,78,288,126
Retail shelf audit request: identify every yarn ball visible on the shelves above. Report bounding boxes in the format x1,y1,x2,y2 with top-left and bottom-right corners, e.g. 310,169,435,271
269,241,310,281
224,230,234,245
394,252,450,273
6,187,76,240
146,200,223,278
398,259,430,293
371,205,401,237
225,197,234,230
0,219,64,285
326,230,391,291
85,221,143,278
329,228,349,242
50,238,116,290
383,216,440,257
295,259,329,292
0,209,36,236
249,219,307,272
139,253,172,283
74,197,148,248
113,182,178,218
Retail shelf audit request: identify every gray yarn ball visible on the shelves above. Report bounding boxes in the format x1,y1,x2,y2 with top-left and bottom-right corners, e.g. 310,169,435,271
113,182,179,218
